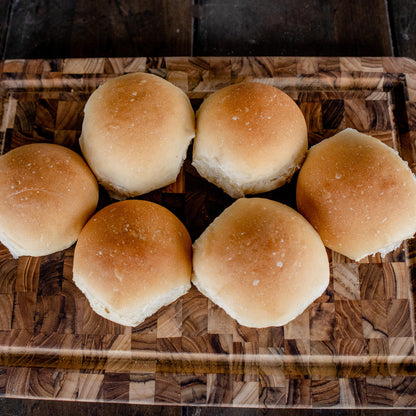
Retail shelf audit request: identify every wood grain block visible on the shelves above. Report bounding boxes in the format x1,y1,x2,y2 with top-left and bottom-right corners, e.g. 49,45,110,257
232,342,259,383
286,378,311,407
345,98,374,131
180,374,207,404
283,308,310,340
16,256,40,293
62,59,107,75
154,372,181,404
0,247,17,294
407,74,416,102
34,295,74,334
12,292,36,331
232,381,259,406
309,303,336,341
181,288,208,338
258,326,284,350
367,338,389,356
0,367,7,395
0,294,13,330
259,384,288,407
129,372,155,404
5,367,30,397
284,339,310,356
206,373,233,405
338,377,367,407
361,300,389,339
334,300,363,339
55,101,85,131
157,302,183,339
14,101,37,132
333,263,360,300
389,337,414,356
207,301,235,335
360,264,388,300
311,377,340,407
387,299,412,337
393,376,416,407
366,376,394,407
310,341,336,356
0,57,416,408
98,372,130,402
75,372,105,401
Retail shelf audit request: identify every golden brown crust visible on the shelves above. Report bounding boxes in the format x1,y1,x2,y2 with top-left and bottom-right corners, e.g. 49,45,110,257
192,82,308,197
192,198,329,328
0,143,99,258
296,128,416,260
73,200,192,326
80,73,195,198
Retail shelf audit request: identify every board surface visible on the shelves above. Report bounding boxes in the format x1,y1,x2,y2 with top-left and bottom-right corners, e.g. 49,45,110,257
1,57,416,408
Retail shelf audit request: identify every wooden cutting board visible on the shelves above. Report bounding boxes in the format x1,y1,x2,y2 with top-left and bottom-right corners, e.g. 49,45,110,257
0,57,416,408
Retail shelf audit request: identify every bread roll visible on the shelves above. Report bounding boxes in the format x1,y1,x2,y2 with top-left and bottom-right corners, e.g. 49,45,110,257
80,72,195,199
192,82,308,198
73,200,192,326
192,198,329,328
0,143,98,258
296,128,416,260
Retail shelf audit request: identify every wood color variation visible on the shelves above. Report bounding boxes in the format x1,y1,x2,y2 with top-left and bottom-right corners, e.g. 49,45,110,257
0,0,403,60
387,0,416,59
1,0,194,59
193,0,393,57
1,1,415,61
0,2,10,59
0,57,416,408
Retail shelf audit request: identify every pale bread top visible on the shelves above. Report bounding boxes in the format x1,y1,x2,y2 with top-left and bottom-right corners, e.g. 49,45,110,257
80,72,195,198
0,143,98,258
192,198,329,328
296,128,416,260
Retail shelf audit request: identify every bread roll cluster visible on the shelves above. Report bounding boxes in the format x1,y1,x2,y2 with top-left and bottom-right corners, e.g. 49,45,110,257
1,72,415,328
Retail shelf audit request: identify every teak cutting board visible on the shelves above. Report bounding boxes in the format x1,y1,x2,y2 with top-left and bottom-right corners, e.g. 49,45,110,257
0,57,416,408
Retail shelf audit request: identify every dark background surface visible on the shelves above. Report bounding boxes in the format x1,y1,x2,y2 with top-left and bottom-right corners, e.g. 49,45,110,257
0,0,415,60
0,0,416,415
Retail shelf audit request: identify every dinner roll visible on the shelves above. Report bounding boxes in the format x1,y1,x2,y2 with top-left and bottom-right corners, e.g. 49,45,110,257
296,128,416,261
192,82,308,198
192,198,329,328
0,143,98,258
73,200,192,326
80,72,195,199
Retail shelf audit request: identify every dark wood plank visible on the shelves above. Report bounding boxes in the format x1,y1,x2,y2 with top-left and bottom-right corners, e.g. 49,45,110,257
193,0,393,56
187,408,416,416
0,0,11,59
3,0,193,59
2,399,416,416
0,398,182,416
388,0,416,59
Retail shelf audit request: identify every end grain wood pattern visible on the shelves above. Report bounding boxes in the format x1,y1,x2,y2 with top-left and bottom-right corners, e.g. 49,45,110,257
0,57,416,408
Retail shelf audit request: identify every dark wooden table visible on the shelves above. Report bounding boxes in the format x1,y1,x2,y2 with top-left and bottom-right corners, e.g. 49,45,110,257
0,0,415,60
0,1,415,415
